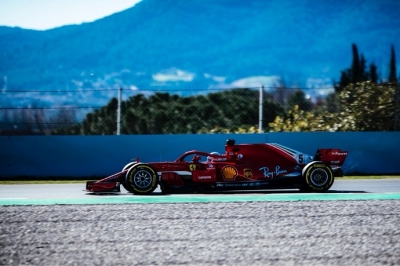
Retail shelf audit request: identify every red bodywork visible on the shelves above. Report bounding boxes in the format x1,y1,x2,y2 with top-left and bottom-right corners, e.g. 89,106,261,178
85,140,348,194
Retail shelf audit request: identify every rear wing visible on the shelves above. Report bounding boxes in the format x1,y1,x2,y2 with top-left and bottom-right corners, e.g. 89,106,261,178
314,149,348,167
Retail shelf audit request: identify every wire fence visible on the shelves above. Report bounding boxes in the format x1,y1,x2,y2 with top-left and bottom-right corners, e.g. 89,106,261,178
0,84,398,135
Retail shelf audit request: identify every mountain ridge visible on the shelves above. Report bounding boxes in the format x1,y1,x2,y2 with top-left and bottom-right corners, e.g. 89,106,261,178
1,0,399,96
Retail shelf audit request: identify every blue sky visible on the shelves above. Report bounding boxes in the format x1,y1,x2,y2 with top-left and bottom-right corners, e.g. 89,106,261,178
0,0,141,30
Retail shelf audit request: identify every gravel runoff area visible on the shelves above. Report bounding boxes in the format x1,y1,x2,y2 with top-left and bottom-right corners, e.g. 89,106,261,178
1,200,400,266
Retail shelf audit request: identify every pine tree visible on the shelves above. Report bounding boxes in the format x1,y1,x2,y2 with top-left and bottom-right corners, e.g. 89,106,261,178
369,63,378,83
335,70,350,92
360,54,367,81
351,43,360,83
389,44,397,83
335,44,382,91
335,44,362,92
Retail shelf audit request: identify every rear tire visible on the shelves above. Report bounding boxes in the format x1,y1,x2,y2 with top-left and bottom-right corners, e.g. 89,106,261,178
126,164,158,195
302,162,334,192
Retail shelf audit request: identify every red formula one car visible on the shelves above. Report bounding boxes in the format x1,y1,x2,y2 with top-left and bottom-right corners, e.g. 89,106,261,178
85,139,348,195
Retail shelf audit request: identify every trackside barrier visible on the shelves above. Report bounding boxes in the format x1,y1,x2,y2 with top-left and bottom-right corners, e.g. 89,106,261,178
0,132,399,178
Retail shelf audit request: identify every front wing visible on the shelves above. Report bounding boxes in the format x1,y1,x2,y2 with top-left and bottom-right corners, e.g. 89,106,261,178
85,170,127,193
85,181,121,193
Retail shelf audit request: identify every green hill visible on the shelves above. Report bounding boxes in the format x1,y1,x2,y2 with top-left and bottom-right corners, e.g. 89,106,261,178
0,0,399,93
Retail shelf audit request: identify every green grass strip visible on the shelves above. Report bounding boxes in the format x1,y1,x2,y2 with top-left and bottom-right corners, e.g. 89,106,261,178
1,193,400,206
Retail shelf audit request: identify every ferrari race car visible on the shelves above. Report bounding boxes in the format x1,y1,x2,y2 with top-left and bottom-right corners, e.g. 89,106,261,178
85,139,348,195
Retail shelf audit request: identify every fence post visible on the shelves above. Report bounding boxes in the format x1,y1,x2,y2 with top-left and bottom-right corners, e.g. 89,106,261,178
117,87,122,135
395,83,399,131
258,85,264,133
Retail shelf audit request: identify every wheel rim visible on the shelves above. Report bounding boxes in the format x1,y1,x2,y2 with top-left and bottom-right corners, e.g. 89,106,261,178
309,168,329,187
133,170,152,189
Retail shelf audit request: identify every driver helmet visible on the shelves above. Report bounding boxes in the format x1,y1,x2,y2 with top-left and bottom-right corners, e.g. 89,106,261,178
207,152,221,162
191,155,201,163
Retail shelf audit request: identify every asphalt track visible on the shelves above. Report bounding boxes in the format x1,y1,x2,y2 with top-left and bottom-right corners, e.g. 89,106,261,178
1,179,400,265
1,179,400,205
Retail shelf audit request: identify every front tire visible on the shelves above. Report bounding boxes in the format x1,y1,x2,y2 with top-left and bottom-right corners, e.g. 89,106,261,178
302,162,334,192
126,164,158,195
122,163,137,193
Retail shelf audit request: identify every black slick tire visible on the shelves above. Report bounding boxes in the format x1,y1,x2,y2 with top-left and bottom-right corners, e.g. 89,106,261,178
122,163,136,193
302,162,334,192
126,164,158,195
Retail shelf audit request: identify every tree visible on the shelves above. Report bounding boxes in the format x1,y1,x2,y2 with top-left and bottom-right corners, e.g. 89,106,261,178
360,54,367,81
287,90,312,111
335,70,351,93
81,98,118,135
389,44,397,83
79,88,285,134
338,82,397,131
270,82,398,132
268,105,314,132
369,63,378,83
335,44,380,92
351,44,361,83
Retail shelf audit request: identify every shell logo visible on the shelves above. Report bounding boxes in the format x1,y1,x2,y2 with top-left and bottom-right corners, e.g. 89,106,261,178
221,166,238,180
